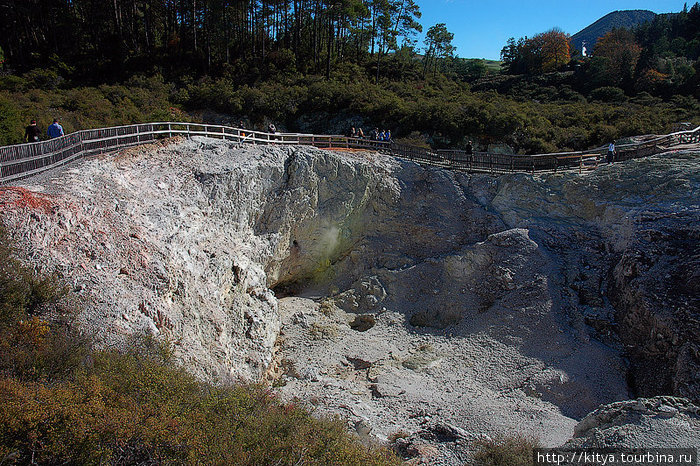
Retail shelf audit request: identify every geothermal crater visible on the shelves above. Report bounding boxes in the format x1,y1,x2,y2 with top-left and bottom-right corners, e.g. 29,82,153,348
1,137,698,462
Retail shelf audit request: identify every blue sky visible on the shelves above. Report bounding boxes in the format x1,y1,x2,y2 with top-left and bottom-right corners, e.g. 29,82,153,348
414,0,691,60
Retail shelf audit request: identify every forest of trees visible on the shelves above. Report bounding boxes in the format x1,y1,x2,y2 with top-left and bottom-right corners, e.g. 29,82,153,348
0,0,434,81
0,1,698,153
500,3,700,98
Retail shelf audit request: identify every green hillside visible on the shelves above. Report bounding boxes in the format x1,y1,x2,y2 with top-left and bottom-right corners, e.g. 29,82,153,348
0,2,698,154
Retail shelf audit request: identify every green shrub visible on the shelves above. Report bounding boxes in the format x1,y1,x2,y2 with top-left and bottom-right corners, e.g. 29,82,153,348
521,137,558,154
22,68,64,91
0,74,25,92
0,95,23,145
589,86,628,103
0,227,66,329
592,123,620,145
473,435,540,466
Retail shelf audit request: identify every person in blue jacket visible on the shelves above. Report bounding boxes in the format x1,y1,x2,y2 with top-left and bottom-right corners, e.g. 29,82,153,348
47,118,64,139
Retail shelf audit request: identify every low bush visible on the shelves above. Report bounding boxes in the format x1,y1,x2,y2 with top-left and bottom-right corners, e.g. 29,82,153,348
589,86,628,103
0,350,399,465
473,434,540,466
1,66,698,152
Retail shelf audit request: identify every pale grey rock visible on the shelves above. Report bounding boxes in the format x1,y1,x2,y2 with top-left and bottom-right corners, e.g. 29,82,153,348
485,152,700,402
563,397,700,449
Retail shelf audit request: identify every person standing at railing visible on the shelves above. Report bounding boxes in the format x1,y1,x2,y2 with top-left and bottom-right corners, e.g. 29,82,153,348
47,118,64,139
606,142,616,164
358,128,365,139
24,120,41,143
268,123,277,142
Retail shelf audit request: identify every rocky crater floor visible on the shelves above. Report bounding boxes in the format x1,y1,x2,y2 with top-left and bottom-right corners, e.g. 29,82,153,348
1,138,698,463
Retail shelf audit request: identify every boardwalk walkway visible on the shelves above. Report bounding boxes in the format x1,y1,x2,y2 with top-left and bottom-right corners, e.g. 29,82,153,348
1,122,699,184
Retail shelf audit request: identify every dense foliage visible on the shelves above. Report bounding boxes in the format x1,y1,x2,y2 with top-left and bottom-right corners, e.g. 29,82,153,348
634,6,700,96
0,1,698,153
2,64,697,153
0,227,399,465
500,29,572,75
0,0,425,82
501,3,700,99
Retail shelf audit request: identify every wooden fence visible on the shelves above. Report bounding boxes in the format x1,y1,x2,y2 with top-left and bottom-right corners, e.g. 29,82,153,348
1,122,698,184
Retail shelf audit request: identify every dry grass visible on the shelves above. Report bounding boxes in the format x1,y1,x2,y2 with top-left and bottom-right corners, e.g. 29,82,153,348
473,434,540,466
310,322,341,340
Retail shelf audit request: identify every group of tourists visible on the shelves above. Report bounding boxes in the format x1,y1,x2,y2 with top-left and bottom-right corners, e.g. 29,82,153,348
21,118,621,167
349,126,392,142
24,118,64,143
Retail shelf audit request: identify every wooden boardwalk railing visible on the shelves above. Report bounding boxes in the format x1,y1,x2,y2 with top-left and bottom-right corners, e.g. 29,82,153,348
1,122,698,184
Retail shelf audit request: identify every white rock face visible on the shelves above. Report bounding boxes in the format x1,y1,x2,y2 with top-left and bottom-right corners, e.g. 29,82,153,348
564,396,700,449
0,139,405,381
2,138,698,464
3,140,295,380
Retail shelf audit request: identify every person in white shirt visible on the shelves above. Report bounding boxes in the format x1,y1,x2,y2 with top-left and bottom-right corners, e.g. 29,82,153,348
606,142,616,163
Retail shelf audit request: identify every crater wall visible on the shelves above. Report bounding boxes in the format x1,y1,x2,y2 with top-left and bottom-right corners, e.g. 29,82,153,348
1,138,697,456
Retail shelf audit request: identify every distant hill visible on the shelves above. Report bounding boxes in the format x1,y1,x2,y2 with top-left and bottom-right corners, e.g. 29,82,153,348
571,10,657,54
